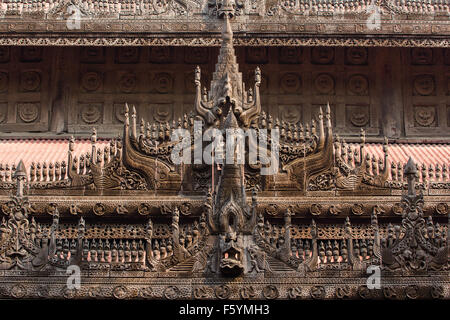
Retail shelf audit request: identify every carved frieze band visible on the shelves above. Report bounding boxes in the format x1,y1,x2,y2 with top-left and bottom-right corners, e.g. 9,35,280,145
0,36,448,47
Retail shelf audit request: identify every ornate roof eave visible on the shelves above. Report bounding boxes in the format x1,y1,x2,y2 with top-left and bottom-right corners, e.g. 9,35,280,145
0,0,449,48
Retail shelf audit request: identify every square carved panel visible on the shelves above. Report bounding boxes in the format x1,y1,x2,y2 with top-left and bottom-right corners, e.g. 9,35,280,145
151,72,174,94
80,47,105,64
411,48,433,65
346,105,370,128
16,102,40,123
80,71,103,93
78,103,103,125
279,105,302,124
20,47,42,62
280,73,302,94
184,48,208,64
116,71,138,94
279,47,302,64
413,74,435,96
347,74,369,96
149,47,174,64
246,47,268,64
150,103,173,123
345,47,368,65
115,47,140,64
413,105,437,127
311,47,334,65
313,73,335,95
19,71,41,92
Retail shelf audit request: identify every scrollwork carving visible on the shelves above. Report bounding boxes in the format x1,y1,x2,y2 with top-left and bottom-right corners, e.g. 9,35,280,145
310,286,326,299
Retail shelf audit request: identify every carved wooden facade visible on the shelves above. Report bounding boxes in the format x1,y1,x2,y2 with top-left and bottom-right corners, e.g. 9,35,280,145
0,0,448,300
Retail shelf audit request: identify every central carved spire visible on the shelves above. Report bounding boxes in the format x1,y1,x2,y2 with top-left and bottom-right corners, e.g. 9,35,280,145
195,3,261,129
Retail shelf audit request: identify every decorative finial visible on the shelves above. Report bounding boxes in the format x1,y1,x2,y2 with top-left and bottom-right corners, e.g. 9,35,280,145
255,67,261,86
360,128,366,145
90,127,97,144
404,157,417,196
69,136,75,152
383,136,388,153
13,160,27,198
